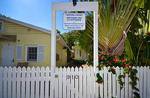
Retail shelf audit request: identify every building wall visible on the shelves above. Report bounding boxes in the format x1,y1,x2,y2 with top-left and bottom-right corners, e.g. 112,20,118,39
57,43,67,66
0,42,2,64
0,20,67,67
74,45,88,61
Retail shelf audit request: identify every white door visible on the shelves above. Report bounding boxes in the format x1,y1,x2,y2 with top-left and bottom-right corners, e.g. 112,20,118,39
2,44,14,66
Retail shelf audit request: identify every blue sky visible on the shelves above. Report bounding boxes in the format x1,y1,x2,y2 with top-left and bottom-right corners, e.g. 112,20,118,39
0,0,70,33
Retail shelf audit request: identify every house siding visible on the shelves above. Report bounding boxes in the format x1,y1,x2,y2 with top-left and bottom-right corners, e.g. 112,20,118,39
0,20,67,67
56,43,67,66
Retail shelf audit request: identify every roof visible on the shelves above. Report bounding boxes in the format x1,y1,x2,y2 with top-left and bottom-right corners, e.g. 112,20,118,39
0,15,70,50
0,15,51,34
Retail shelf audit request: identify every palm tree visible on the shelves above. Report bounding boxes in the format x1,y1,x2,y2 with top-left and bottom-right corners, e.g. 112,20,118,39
79,0,143,55
125,4,150,65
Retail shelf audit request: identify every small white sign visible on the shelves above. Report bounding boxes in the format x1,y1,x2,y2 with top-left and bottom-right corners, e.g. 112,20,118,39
63,13,85,30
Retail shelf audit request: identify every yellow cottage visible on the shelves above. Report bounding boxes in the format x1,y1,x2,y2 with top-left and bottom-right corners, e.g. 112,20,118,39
0,15,69,67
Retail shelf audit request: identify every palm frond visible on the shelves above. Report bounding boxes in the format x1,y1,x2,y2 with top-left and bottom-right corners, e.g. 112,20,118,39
86,0,143,53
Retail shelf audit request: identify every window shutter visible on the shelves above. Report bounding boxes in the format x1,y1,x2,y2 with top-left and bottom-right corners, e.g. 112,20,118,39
16,46,22,60
37,46,44,62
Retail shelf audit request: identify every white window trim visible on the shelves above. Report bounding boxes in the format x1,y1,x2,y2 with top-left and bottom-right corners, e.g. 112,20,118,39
0,21,4,32
25,45,45,62
26,46,38,62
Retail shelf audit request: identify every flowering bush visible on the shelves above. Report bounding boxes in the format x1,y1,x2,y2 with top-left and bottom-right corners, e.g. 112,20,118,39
96,51,140,98
99,51,130,67
97,51,132,74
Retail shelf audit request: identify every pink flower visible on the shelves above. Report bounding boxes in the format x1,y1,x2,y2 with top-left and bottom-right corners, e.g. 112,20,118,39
121,58,127,63
113,57,119,63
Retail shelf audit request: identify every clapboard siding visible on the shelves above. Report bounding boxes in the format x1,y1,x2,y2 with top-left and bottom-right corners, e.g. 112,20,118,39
0,18,67,66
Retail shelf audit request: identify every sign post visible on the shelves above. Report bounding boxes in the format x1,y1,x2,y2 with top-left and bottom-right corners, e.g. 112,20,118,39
51,2,98,97
51,1,99,71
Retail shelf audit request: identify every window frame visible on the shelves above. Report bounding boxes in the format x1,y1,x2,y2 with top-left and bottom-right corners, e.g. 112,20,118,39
0,21,4,32
26,46,38,62
25,45,45,62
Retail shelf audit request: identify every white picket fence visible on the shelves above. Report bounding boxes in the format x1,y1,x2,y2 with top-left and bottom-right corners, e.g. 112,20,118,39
0,66,150,98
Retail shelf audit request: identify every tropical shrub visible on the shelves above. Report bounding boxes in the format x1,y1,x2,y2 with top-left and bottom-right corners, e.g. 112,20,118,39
96,51,140,98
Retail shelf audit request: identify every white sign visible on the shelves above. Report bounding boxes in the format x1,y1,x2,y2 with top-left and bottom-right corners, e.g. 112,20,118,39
63,13,85,30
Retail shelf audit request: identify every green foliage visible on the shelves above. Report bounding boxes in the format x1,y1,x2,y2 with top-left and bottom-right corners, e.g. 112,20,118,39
125,0,150,65
97,51,140,98
78,15,94,64
63,31,80,48
66,59,86,67
98,51,129,67
97,0,142,51
75,0,143,56
126,12,150,65
96,73,103,83
63,31,80,62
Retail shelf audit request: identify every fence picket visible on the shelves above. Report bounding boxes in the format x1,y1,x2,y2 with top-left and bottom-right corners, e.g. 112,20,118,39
66,67,70,98
21,67,26,98
136,67,140,98
86,67,90,98
75,67,79,98
139,67,144,98
82,67,86,98
108,71,112,98
116,67,121,98
58,67,63,98
0,66,150,98
3,67,8,98
0,67,3,98
79,67,83,98
95,68,99,98
35,67,40,98
16,67,21,98
143,67,147,98
147,67,150,98
45,67,50,98
125,75,129,98
40,67,45,98
112,74,116,98
104,67,108,98
26,67,31,98
120,68,125,98
12,67,17,98
31,67,35,98
7,67,12,98
90,67,95,98
70,67,74,98
99,69,103,98
54,68,59,98
63,67,67,98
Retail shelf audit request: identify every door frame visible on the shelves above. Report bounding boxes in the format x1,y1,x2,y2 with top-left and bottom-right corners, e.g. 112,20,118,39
1,42,15,66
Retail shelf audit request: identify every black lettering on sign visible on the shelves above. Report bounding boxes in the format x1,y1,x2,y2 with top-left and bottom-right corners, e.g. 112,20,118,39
66,75,79,79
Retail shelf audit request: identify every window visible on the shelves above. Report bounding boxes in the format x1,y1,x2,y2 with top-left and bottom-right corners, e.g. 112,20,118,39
26,46,44,62
27,47,37,61
0,21,3,32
